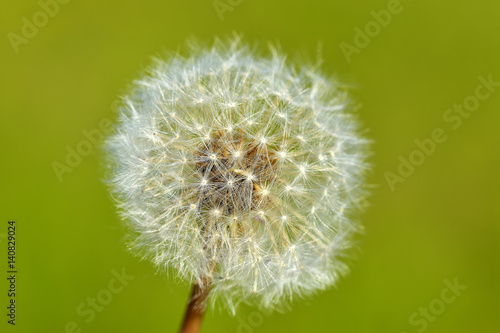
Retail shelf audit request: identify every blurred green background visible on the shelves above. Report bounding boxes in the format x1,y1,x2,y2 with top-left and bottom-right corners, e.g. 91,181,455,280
1,0,499,332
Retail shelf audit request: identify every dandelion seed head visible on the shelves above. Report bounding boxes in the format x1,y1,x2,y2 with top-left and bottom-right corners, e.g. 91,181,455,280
105,37,370,313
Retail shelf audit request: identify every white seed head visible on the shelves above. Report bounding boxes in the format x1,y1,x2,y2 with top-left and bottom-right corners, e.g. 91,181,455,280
105,37,370,313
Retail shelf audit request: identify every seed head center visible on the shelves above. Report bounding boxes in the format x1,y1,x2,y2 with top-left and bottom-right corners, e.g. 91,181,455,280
195,130,278,215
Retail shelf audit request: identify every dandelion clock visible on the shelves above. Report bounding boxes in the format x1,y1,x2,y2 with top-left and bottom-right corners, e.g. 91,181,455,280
105,37,370,332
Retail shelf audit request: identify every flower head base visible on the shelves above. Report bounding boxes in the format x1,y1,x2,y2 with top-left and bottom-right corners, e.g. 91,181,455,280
106,37,370,313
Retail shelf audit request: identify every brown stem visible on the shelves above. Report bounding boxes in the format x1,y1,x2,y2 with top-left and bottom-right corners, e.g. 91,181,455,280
179,282,211,333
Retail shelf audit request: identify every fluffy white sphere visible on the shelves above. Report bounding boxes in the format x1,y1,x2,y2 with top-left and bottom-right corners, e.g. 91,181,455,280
106,37,370,312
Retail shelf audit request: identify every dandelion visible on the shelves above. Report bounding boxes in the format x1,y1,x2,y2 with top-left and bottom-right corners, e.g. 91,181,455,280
105,36,370,332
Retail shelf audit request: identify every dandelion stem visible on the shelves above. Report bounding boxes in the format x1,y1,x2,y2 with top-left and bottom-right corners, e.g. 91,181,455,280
179,282,211,333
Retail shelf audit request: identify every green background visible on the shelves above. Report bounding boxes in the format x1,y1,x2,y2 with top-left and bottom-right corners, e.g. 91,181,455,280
1,0,499,332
